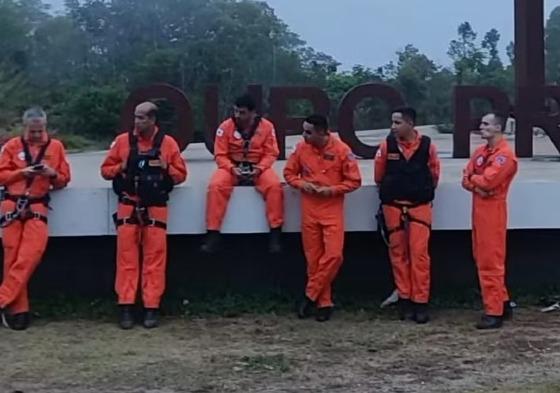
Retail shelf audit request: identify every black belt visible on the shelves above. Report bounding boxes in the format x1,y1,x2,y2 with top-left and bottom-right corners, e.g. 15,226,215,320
383,202,432,235
118,196,167,208
113,214,167,229
113,197,167,229
0,211,48,227
4,194,50,206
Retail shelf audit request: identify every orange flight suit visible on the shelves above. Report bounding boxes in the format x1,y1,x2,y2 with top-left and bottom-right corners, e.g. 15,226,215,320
0,133,71,314
284,135,361,307
374,131,440,304
101,128,187,308
462,138,517,317
207,117,283,230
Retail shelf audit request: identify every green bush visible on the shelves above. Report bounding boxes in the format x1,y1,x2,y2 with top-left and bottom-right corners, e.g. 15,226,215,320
50,85,128,141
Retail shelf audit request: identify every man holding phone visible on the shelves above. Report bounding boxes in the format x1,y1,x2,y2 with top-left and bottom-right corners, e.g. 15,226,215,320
0,107,71,330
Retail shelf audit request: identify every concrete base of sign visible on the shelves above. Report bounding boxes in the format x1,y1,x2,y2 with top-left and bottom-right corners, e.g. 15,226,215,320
23,127,560,236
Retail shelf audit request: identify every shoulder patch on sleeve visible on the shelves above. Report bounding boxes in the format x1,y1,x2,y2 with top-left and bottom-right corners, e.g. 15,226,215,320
495,155,507,166
216,128,224,137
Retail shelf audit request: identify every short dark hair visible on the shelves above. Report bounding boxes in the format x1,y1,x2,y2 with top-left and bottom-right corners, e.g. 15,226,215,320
392,106,417,124
234,94,257,111
304,114,329,133
488,112,507,131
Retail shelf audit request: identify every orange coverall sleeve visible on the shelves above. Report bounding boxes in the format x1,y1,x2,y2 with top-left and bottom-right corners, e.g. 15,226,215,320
461,156,476,191
331,149,361,195
470,154,516,192
0,142,24,186
428,143,441,187
255,127,279,172
165,138,187,185
214,127,235,172
100,138,124,180
51,142,71,189
374,141,388,185
283,146,306,189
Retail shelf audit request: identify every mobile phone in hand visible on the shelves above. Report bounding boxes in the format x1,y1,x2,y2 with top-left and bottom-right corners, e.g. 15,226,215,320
33,164,45,171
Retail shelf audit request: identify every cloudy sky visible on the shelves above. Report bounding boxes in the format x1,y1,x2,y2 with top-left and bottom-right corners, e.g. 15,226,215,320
46,0,560,69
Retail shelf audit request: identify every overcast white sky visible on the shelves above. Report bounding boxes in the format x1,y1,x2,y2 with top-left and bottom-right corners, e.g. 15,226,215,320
46,0,560,70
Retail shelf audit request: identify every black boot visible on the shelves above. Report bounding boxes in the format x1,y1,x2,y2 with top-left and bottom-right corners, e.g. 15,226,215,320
413,302,430,324
297,296,315,319
315,307,333,322
268,227,282,254
398,299,414,321
201,230,221,254
502,301,513,321
9,312,30,331
118,305,135,330
476,315,503,330
143,308,159,329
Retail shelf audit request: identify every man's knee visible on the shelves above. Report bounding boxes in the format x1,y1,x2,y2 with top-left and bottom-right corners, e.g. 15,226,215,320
208,171,234,191
256,172,282,193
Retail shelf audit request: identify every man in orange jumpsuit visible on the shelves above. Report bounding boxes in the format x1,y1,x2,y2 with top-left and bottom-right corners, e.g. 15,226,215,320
375,106,440,324
201,94,284,254
462,112,518,330
284,114,361,322
101,102,187,329
0,107,71,330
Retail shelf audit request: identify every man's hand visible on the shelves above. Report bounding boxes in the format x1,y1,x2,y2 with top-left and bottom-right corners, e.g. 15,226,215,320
40,163,57,178
315,186,334,197
474,187,493,198
21,166,39,179
159,158,168,170
231,167,243,177
302,182,318,194
250,167,262,178
120,161,127,173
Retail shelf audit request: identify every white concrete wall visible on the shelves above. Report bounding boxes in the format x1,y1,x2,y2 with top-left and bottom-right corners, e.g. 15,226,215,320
34,181,560,236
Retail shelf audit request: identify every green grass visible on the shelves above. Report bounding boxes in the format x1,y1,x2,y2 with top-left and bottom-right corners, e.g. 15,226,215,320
235,354,292,373
28,287,559,321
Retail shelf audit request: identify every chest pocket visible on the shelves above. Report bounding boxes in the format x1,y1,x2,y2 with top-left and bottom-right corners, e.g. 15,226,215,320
321,152,341,172
303,152,339,177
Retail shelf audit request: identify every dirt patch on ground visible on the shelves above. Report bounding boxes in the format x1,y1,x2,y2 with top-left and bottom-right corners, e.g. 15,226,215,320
2,308,560,393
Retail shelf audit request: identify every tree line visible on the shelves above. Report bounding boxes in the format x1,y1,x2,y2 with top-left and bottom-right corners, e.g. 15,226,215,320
1,0,559,149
